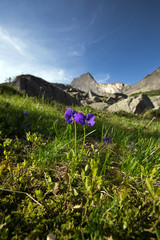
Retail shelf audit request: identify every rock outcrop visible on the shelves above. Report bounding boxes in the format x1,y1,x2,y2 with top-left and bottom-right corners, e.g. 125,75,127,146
98,82,125,94
88,102,109,111
11,74,79,106
107,94,154,114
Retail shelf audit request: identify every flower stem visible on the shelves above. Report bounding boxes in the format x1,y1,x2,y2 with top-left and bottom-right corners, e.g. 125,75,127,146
74,121,77,160
80,125,86,157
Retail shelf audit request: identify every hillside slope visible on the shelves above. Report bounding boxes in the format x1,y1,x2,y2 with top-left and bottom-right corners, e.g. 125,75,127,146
124,67,160,95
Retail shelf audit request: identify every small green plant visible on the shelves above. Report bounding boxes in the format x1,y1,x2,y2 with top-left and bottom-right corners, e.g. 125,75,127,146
81,158,102,199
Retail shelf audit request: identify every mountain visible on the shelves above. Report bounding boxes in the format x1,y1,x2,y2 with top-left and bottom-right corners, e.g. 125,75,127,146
71,72,127,95
11,74,79,106
71,73,98,93
124,67,160,95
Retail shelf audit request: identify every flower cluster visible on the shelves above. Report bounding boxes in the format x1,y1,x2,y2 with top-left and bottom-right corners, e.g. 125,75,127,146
103,136,111,145
130,141,134,150
23,112,28,116
64,108,95,127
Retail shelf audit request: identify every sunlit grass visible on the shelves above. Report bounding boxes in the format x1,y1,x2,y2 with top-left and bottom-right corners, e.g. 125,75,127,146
0,89,160,240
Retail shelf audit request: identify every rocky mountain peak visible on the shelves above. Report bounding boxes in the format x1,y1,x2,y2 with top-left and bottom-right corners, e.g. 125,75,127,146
71,72,98,93
71,73,126,95
84,72,96,81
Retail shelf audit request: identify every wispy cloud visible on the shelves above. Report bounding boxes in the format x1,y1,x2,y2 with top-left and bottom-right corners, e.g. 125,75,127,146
33,68,72,83
0,58,74,84
0,25,76,84
95,73,111,84
0,26,29,57
69,43,85,57
54,25,76,33
1,64,74,86
0,60,23,80
89,35,106,45
70,50,81,56
0,23,89,84
87,5,102,28
88,14,97,28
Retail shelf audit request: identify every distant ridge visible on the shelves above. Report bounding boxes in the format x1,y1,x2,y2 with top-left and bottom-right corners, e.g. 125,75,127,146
9,66,160,99
124,67,160,95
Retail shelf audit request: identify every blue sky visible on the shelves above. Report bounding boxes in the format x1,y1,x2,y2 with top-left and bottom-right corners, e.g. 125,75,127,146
0,0,160,85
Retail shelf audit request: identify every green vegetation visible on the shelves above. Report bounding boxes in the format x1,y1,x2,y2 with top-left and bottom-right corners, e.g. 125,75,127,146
0,83,21,96
131,88,160,97
0,86,160,240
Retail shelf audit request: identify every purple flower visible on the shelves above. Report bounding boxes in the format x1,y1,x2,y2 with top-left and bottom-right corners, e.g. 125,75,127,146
23,112,28,116
65,108,95,127
86,113,95,127
130,142,134,150
74,112,95,126
74,112,86,125
103,137,111,145
64,108,77,124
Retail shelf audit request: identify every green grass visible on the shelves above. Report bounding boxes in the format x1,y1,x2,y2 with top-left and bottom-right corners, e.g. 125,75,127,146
131,88,160,97
0,87,160,240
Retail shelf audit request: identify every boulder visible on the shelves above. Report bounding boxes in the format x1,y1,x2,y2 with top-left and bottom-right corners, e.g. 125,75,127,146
150,96,160,109
87,90,102,103
11,74,80,106
87,90,99,98
114,92,128,101
107,94,154,114
88,102,109,111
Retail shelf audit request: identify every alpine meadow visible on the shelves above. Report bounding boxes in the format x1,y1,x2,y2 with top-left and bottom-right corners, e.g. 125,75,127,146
0,84,160,240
